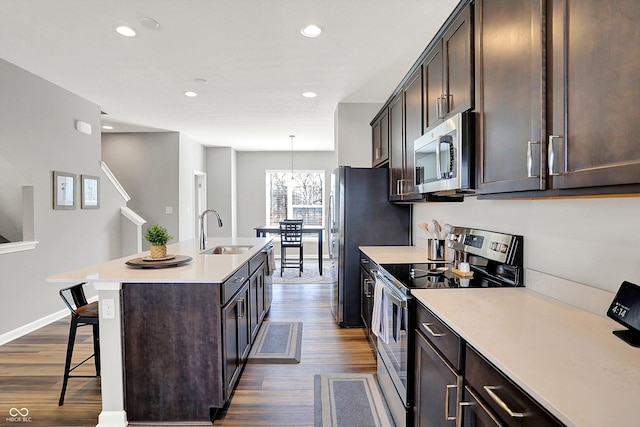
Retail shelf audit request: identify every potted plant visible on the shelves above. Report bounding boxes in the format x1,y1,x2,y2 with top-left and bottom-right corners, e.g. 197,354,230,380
144,224,173,259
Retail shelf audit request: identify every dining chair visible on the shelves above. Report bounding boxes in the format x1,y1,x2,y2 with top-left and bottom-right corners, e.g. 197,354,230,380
279,219,304,276
58,283,100,406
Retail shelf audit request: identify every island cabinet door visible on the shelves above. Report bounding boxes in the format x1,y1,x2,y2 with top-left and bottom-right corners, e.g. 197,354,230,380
122,283,223,423
222,282,250,401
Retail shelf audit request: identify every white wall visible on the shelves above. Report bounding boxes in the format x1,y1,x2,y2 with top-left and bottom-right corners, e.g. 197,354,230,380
334,103,382,167
102,132,180,250
179,134,206,242
413,196,640,293
0,59,124,337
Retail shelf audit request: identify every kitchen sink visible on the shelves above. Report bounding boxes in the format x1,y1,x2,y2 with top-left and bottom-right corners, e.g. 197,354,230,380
201,245,253,255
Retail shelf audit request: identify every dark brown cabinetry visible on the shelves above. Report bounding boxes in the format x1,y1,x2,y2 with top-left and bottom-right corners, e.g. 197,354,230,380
413,302,463,426
222,281,250,401
475,0,546,195
372,109,389,167
439,3,474,121
462,345,562,426
548,0,640,190
389,94,407,200
248,252,266,342
360,254,376,350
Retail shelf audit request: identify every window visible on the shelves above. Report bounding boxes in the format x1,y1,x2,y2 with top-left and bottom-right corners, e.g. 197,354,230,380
266,170,324,226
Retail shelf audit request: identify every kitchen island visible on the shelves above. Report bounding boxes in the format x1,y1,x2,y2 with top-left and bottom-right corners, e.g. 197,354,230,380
48,237,272,427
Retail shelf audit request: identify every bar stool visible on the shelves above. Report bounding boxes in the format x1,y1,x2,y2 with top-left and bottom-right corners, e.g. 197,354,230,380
58,283,100,406
280,219,304,276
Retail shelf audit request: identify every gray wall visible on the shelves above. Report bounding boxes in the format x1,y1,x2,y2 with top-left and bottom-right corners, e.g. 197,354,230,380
334,102,382,167
413,196,640,294
0,59,124,337
102,132,180,250
236,151,338,256
206,147,236,238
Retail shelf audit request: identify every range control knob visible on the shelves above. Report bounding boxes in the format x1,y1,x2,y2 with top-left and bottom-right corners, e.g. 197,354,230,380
499,243,509,253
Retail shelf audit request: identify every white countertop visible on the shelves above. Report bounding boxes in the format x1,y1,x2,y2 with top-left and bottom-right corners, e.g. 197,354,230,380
412,288,640,427
360,245,450,264
47,237,271,284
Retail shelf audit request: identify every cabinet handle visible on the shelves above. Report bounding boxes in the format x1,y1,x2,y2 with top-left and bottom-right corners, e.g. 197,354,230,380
422,322,446,337
238,298,245,319
233,276,246,284
376,146,381,159
361,258,369,265
548,135,562,176
527,140,540,178
444,384,457,421
396,179,401,195
483,386,527,418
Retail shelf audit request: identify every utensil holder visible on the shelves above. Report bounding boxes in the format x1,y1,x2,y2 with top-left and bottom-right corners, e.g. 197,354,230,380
427,239,445,261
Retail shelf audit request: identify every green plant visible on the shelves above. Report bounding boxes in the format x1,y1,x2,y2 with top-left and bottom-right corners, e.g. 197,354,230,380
144,224,173,246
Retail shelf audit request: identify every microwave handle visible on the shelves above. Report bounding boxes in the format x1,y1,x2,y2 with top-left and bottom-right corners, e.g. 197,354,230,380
438,135,454,179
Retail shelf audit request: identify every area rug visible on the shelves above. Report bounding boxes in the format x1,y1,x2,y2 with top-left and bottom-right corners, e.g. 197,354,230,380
247,321,303,364
272,261,333,284
314,373,395,427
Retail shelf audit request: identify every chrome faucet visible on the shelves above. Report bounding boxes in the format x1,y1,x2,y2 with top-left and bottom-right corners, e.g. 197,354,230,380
199,209,223,250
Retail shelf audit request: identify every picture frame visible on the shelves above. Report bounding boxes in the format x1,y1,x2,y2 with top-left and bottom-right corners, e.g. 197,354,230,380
81,175,100,209
53,171,76,210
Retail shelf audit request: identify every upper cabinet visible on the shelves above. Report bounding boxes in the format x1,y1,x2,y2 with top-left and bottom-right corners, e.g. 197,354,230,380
372,109,389,167
423,3,473,131
547,0,640,191
475,0,546,194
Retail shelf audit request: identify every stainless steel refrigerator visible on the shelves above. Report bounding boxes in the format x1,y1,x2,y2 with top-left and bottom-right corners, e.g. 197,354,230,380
329,166,411,327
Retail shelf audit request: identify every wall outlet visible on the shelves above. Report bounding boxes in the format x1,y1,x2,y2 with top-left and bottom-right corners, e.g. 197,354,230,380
165,206,173,214
102,299,115,319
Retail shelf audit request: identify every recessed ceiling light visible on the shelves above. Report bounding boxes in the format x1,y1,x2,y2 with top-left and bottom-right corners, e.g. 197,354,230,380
300,24,324,38
115,26,137,37
102,125,114,130
302,91,317,98
184,91,198,97
193,78,208,85
139,17,160,30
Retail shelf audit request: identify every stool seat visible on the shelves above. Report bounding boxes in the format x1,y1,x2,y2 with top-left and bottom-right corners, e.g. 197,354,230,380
58,283,100,406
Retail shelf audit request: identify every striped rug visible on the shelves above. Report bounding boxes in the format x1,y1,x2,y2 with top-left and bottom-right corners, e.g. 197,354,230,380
314,373,395,427
247,321,303,364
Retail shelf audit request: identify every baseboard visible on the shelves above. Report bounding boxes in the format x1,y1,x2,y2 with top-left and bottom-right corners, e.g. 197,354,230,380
0,295,98,346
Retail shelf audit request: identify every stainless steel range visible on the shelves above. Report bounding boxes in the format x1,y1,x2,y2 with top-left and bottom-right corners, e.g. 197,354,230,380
372,226,524,427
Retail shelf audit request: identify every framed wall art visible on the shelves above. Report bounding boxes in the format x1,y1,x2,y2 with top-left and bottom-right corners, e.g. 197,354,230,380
81,175,100,209
53,171,76,210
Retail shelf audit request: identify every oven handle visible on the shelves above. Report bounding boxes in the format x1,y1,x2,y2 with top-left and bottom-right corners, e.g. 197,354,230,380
373,270,409,307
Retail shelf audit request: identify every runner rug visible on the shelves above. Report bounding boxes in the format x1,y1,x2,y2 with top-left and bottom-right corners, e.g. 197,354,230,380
314,373,395,427
247,321,303,364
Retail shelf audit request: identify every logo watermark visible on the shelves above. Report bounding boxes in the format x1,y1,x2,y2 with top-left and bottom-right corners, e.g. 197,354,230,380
6,407,32,423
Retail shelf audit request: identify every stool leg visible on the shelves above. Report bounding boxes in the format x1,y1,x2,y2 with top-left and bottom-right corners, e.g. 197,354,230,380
59,318,78,406
92,324,101,376
281,247,285,276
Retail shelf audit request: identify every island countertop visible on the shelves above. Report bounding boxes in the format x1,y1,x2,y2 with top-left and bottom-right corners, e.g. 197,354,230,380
47,237,271,284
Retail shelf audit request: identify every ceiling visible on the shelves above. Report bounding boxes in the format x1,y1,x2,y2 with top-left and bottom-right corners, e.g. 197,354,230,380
0,0,459,151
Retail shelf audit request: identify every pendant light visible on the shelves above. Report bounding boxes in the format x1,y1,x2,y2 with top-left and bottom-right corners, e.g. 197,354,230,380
287,135,298,187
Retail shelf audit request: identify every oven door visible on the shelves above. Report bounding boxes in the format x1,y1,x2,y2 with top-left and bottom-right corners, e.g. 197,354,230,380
374,271,411,407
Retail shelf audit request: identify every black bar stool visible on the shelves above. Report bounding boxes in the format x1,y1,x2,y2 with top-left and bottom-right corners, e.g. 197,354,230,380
58,283,100,406
280,219,304,276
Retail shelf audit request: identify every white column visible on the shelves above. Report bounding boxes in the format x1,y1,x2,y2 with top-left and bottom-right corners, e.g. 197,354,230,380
94,282,128,427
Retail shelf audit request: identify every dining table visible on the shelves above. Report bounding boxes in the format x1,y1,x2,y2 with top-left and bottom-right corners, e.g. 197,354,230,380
254,224,324,275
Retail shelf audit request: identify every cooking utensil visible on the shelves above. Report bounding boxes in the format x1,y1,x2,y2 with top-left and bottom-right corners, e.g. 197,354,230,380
432,220,442,239
442,223,452,239
426,221,438,239
418,222,432,238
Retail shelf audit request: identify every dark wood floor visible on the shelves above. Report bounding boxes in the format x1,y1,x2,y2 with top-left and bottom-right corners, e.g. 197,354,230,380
0,283,376,426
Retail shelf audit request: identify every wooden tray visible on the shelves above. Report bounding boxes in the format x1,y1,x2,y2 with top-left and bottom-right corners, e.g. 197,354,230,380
126,255,192,269
451,267,474,277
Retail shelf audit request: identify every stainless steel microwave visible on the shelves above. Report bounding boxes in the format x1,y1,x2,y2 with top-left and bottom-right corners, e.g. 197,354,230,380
413,111,474,195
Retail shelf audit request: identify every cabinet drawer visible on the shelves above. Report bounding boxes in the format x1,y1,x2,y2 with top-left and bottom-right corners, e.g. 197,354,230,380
221,264,250,306
249,252,265,275
465,345,562,427
416,302,463,370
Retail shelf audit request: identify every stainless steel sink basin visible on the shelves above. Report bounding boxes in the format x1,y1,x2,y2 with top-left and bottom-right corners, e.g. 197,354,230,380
201,245,253,255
